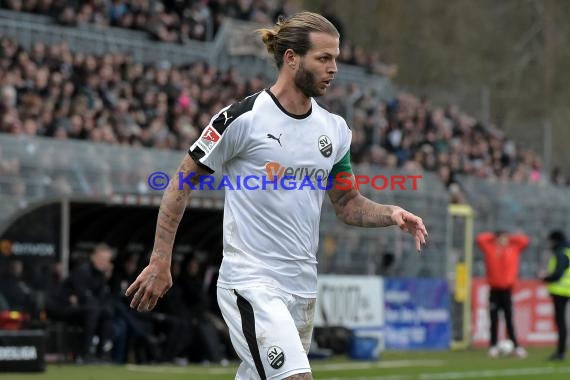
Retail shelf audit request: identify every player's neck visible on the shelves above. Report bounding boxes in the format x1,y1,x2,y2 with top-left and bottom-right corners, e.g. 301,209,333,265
269,79,311,116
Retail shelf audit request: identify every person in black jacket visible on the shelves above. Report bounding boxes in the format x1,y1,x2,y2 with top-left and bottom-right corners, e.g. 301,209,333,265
46,244,116,361
110,252,164,363
540,230,570,361
178,255,227,364
0,259,37,317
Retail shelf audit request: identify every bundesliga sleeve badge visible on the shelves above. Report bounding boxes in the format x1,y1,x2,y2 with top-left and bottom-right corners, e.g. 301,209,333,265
197,125,221,154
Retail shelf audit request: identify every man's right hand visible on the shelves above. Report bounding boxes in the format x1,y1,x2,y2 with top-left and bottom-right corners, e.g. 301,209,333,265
126,261,172,312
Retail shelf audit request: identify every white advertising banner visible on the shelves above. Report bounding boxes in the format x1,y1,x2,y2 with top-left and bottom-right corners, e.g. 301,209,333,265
314,275,384,328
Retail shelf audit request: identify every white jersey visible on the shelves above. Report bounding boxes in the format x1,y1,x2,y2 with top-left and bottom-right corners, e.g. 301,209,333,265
189,89,352,297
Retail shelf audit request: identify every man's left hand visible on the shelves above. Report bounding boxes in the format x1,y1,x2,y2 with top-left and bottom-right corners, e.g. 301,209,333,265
391,207,428,252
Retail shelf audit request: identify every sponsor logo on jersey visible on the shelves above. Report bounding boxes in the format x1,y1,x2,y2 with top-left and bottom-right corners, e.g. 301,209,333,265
267,346,285,369
265,162,329,182
318,135,333,157
196,125,221,154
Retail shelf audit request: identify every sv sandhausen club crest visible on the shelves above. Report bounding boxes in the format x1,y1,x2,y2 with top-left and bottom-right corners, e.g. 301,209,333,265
318,135,333,157
267,346,285,369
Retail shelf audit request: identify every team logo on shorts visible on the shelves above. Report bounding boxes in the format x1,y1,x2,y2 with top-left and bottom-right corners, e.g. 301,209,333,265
267,346,285,369
318,135,333,158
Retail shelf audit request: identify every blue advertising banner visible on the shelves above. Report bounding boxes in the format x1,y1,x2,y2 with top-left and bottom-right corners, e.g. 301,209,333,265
384,278,450,350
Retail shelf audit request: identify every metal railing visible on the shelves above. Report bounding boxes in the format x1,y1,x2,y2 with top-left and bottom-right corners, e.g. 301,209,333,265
317,166,449,278
457,175,570,278
0,134,222,227
3,134,569,277
0,134,446,277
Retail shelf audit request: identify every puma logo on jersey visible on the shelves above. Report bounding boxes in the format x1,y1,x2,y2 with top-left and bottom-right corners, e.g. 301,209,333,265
222,111,233,126
267,133,282,147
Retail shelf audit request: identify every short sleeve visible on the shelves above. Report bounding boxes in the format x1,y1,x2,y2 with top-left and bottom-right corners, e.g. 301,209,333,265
334,117,352,165
188,109,249,173
330,116,353,176
331,150,353,177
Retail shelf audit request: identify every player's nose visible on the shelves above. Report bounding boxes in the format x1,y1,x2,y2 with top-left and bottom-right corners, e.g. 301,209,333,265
328,59,337,75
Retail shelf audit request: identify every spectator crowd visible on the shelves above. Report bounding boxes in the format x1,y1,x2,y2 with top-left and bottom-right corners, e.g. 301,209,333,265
0,3,568,366
2,0,298,42
0,35,565,208
0,244,231,365
0,0,398,77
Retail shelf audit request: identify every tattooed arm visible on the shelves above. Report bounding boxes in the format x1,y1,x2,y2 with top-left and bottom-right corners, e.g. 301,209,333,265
327,174,428,252
126,154,207,311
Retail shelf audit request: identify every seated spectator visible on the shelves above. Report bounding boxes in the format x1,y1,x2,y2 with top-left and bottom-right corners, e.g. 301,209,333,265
177,254,228,364
0,259,38,317
152,256,199,364
0,292,8,311
45,244,117,362
110,252,163,364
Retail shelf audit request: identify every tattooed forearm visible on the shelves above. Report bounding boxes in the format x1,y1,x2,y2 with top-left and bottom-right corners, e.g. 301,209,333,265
343,197,395,227
284,373,313,380
347,207,394,227
151,191,186,263
329,185,396,228
150,155,199,264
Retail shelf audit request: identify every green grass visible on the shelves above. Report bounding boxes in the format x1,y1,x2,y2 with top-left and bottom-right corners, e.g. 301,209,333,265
6,348,570,380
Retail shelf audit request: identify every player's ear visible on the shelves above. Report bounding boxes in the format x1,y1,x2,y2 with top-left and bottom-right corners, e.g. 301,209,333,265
283,49,297,70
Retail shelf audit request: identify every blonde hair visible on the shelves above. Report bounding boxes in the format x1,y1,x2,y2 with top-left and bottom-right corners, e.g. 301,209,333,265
257,12,339,69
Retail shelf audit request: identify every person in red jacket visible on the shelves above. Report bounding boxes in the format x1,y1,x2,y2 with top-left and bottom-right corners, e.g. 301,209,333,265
476,230,530,358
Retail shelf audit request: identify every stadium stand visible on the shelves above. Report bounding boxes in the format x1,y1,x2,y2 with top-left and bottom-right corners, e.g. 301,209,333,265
0,0,399,76
1,4,570,366
0,35,556,189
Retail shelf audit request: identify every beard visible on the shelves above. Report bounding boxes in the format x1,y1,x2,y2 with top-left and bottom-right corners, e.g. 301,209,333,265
294,61,324,98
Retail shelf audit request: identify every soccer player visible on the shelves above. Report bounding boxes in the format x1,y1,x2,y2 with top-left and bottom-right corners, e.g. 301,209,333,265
127,12,428,379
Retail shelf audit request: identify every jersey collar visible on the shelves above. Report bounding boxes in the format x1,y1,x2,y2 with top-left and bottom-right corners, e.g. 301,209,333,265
265,88,312,120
